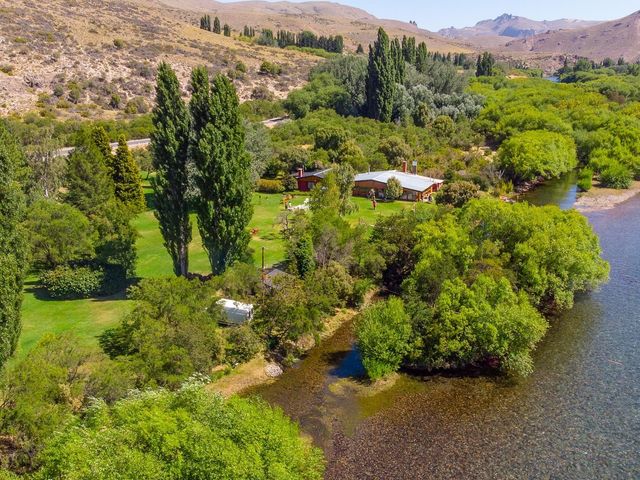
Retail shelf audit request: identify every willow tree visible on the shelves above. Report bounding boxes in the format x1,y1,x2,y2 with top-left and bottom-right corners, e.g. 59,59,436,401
150,62,192,277
366,27,395,122
189,67,253,274
0,122,28,369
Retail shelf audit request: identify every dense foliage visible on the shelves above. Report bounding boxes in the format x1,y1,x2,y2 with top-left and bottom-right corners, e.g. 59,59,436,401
0,122,28,371
32,382,324,480
358,198,609,378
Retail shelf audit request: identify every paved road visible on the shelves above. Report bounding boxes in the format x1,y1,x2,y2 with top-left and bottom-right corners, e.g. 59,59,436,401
55,116,290,157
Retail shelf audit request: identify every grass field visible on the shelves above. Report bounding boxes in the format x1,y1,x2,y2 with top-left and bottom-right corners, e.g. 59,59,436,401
16,189,409,361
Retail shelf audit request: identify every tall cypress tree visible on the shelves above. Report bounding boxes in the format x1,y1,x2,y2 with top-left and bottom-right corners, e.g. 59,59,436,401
213,17,221,34
0,122,28,370
189,68,253,274
223,24,231,37
113,137,145,213
366,27,395,122
150,62,192,277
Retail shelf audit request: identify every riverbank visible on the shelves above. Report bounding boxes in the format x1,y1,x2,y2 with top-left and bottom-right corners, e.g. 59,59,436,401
208,307,360,397
574,181,640,212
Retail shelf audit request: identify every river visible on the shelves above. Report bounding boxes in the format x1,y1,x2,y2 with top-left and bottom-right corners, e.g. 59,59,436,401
248,177,640,479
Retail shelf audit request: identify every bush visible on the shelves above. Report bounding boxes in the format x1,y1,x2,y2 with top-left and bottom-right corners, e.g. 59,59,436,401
41,265,104,299
385,176,403,201
577,168,593,192
436,180,481,207
256,178,285,193
355,297,412,380
225,325,263,365
32,385,325,480
113,38,125,49
259,61,282,76
282,174,298,191
599,162,632,189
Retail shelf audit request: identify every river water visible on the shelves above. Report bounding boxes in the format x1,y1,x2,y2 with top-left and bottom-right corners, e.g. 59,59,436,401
249,177,640,479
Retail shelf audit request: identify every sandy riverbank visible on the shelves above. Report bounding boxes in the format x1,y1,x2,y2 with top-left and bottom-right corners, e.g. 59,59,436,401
574,181,640,212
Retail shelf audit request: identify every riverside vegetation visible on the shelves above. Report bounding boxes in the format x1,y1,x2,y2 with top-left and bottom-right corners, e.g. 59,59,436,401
0,25,625,478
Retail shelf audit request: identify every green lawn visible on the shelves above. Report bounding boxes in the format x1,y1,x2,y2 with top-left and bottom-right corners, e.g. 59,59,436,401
17,190,409,360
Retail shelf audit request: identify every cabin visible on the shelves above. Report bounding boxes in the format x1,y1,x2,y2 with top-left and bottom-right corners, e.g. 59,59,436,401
295,161,443,202
295,168,332,192
216,298,254,325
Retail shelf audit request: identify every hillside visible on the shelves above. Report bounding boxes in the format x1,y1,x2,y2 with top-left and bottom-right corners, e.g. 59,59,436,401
439,13,599,41
0,0,469,117
503,10,640,61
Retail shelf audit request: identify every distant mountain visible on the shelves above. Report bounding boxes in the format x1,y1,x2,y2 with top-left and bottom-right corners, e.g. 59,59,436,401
503,10,640,62
439,13,600,40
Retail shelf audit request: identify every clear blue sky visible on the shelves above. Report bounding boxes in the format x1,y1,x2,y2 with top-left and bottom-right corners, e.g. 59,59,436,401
221,0,637,31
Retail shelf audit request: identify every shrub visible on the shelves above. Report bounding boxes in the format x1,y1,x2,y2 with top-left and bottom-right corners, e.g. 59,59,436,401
259,61,282,76
282,174,298,191
0,64,14,75
385,176,403,201
600,162,632,189
32,385,325,480
225,325,263,365
577,168,593,192
436,180,481,207
124,96,148,114
113,38,125,49
356,297,412,380
256,178,284,193
41,265,104,299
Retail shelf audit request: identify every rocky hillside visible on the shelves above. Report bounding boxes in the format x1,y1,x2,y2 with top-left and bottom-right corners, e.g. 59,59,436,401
0,0,469,117
503,10,640,62
439,13,599,40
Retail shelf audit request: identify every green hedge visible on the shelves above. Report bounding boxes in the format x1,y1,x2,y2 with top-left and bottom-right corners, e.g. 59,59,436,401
256,178,285,193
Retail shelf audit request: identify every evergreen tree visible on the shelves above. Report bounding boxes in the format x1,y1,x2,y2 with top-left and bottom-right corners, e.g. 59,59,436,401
366,27,395,122
391,37,405,84
476,52,495,77
356,43,364,54
65,130,114,216
150,62,192,277
213,16,221,34
0,122,28,370
223,24,231,37
91,125,114,172
189,68,253,274
112,137,145,212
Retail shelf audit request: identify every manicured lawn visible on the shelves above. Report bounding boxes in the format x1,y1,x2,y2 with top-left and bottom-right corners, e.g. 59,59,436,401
17,190,410,360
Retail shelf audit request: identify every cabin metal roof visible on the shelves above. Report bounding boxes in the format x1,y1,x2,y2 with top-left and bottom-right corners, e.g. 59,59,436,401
354,170,443,192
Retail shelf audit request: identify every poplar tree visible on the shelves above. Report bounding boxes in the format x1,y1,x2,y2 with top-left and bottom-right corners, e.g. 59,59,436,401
0,122,28,370
150,62,192,277
391,37,405,84
416,41,428,73
402,35,416,65
189,68,253,274
113,136,145,212
213,17,221,34
223,24,231,37
366,27,395,122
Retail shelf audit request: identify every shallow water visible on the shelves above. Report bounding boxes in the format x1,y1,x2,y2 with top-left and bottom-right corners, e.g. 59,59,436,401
249,179,640,479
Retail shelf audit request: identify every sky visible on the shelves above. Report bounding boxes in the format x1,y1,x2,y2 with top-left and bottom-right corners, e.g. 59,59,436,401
220,0,637,31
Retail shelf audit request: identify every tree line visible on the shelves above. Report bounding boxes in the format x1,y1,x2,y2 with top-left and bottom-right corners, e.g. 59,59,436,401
199,14,231,37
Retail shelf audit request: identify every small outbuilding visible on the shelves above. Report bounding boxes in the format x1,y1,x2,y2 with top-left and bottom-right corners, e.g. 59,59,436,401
216,298,254,325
